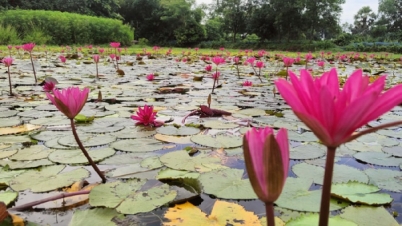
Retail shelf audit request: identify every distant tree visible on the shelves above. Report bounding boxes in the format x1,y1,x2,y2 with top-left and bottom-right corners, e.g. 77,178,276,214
351,6,377,36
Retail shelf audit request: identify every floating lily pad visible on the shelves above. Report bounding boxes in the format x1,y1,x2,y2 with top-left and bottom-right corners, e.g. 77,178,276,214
18,110,53,118
354,152,402,166
0,191,18,206
0,169,25,186
69,208,122,226
292,162,369,185
290,144,326,160
31,131,71,142
10,165,89,192
141,156,163,169
30,117,71,126
10,145,54,161
202,120,238,129
190,134,242,148
0,149,18,159
156,126,200,136
107,164,160,179
382,145,402,157
0,118,21,128
160,150,224,172
0,110,18,118
157,168,200,180
111,139,167,152
58,134,116,148
0,135,31,144
79,125,125,134
198,168,257,199
114,127,156,139
0,124,42,135
275,177,349,212
99,152,158,165
331,182,392,205
0,159,54,169
287,214,357,226
236,108,266,117
89,180,177,214
48,148,115,164
364,168,402,192
339,206,399,226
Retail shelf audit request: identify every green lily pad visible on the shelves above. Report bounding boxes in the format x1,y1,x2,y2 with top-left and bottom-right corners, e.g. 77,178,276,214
287,214,357,226
290,144,326,160
107,164,160,179
288,131,318,142
18,110,53,118
0,149,18,159
31,131,70,142
69,208,122,226
382,145,402,157
141,156,163,169
10,165,89,192
30,117,71,126
202,120,238,129
0,169,25,186
340,206,399,226
345,141,383,152
275,177,349,212
198,168,257,199
89,180,177,214
292,162,369,185
159,150,224,172
364,168,402,192
331,182,392,205
0,110,18,118
48,148,115,164
0,135,31,144
0,191,18,206
190,134,242,148
99,152,158,165
156,126,200,136
157,168,200,180
58,134,116,148
114,127,156,139
79,125,124,134
111,139,167,152
236,108,266,117
0,159,54,169
354,152,402,166
0,118,21,128
10,145,54,161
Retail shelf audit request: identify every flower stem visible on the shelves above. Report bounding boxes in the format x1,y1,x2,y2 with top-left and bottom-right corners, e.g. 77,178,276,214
95,63,99,79
265,202,275,226
318,147,336,226
7,66,13,96
69,119,106,183
29,52,37,83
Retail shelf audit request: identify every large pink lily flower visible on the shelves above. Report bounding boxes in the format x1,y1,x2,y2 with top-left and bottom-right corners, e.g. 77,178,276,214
211,56,225,66
22,43,35,52
243,127,289,203
131,105,163,127
275,68,402,148
46,87,89,119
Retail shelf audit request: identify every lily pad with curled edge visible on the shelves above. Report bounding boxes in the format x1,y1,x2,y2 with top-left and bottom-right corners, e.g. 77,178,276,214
191,134,242,148
354,152,402,167
198,168,257,199
10,145,54,161
287,131,317,142
160,150,225,172
0,118,21,128
48,148,115,164
202,120,239,130
99,152,159,165
31,131,71,142
163,200,261,226
9,165,89,192
236,108,266,117
286,214,357,226
114,127,156,139
275,177,349,212
290,143,326,160
339,206,399,226
156,126,200,136
0,135,31,144
0,191,18,205
29,117,71,126
18,110,54,118
0,110,18,118
331,182,392,205
292,162,369,185
382,145,402,157
89,180,177,214
111,139,167,152
345,141,383,152
69,208,122,226
0,169,25,186
364,168,402,192
58,134,116,148
0,159,54,169
157,168,200,180
357,133,399,147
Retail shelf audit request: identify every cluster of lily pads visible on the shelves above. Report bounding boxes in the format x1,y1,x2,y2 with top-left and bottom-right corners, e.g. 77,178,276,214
0,44,401,225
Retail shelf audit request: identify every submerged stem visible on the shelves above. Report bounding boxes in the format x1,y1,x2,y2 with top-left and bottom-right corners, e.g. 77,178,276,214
29,52,37,83
70,119,106,183
7,66,12,96
265,202,275,226
318,147,336,226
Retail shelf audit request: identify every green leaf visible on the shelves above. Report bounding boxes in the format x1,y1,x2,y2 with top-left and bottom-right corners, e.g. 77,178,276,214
364,168,402,192
157,168,200,180
10,145,54,161
100,152,158,165
48,148,115,164
202,120,239,129
190,134,242,148
0,191,18,205
290,144,326,160
340,206,399,226
0,159,54,169
111,139,167,152
287,214,357,226
275,178,349,212
58,134,116,148
10,165,89,192
159,150,224,172
156,126,200,136
354,152,402,166
89,180,177,214
198,168,257,199
69,208,122,226
331,182,392,205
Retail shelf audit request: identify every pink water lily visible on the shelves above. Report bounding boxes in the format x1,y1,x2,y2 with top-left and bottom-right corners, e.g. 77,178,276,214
205,65,212,72
146,73,155,81
131,105,163,127
212,56,225,66
283,57,294,67
243,80,253,87
46,87,89,119
212,71,220,80
110,42,120,48
22,43,35,52
43,81,56,92
255,61,264,68
59,55,66,63
276,68,402,147
93,55,100,63
3,57,13,95
3,57,12,67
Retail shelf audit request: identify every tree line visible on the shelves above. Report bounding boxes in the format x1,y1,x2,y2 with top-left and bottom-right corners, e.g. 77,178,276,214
0,0,400,47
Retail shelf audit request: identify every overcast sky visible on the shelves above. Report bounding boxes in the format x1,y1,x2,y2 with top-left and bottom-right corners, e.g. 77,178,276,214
195,0,379,24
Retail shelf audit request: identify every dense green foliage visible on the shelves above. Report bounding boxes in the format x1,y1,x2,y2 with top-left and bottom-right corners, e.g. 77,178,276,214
0,10,133,45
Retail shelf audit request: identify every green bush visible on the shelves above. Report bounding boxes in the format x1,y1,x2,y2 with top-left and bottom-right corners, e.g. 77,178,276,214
0,24,21,44
0,10,134,45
